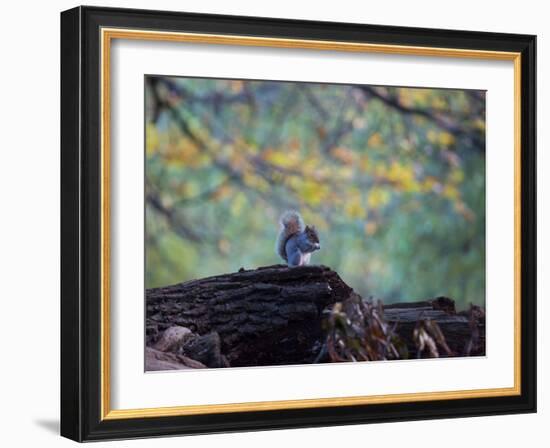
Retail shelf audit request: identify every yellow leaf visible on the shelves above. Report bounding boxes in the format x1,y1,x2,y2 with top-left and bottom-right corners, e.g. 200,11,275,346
438,132,455,147
427,130,438,144
345,195,367,219
442,184,459,200
367,187,391,208
368,132,383,148
387,161,416,190
427,130,455,147
431,96,446,110
146,123,159,156
449,169,464,184
474,118,486,131
299,180,328,206
399,89,413,107
263,149,298,169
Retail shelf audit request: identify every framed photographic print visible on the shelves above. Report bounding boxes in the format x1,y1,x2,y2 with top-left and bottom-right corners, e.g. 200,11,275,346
60,6,536,442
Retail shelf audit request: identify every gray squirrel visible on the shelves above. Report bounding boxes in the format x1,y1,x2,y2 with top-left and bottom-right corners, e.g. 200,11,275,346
276,210,321,267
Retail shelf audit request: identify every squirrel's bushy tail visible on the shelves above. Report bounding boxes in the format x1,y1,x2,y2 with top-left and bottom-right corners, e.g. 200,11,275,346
276,210,304,261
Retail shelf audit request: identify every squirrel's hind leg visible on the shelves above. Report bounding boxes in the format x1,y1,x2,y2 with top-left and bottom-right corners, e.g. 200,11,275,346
287,251,302,267
287,252,311,267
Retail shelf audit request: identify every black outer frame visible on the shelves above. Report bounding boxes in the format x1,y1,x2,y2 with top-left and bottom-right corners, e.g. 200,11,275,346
60,5,536,442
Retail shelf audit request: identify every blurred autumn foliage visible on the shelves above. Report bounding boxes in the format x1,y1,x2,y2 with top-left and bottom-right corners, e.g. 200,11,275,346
145,76,486,308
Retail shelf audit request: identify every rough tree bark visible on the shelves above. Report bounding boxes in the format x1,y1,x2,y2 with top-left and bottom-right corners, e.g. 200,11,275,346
384,297,485,357
146,265,352,366
146,265,484,368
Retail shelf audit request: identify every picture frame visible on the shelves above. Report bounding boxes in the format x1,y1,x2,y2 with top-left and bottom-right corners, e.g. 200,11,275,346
60,5,536,442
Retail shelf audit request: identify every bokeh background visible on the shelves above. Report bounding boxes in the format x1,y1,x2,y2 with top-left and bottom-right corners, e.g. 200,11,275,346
145,76,486,308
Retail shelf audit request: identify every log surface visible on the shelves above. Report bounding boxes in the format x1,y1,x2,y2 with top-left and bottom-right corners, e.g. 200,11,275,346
146,265,484,368
146,265,352,366
384,297,485,357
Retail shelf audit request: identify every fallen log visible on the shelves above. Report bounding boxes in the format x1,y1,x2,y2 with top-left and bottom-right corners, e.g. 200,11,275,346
383,297,485,358
146,265,484,368
146,265,352,367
